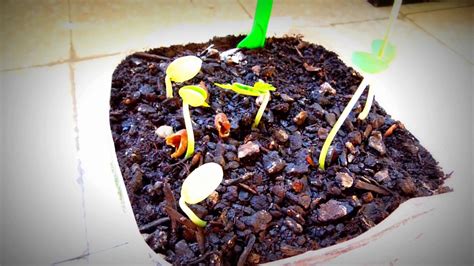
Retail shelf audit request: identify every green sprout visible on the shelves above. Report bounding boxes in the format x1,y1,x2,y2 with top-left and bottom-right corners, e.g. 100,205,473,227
178,85,209,159
352,0,401,121
215,80,275,128
165,56,202,98
318,78,370,170
179,162,223,227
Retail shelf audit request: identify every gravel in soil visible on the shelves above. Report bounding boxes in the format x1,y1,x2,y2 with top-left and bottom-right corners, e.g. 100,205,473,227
110,36,449,265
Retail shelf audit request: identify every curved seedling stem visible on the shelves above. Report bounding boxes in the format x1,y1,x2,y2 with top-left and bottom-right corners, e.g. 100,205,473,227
252,91,270,128
182,103,195,159
319,78,370,169
358,80,375,120
165,75,173,98
179,197,206,227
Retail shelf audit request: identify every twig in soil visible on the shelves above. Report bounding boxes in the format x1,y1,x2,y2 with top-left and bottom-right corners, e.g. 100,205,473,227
138,217,170,233
195,227,206,254
237,234,256,266
238,183,257,195
295,47,304,58
163,183,178,232
223,172,254,186
383,122,399,138
186,251,214,265
165,205,206,252
133,52,170,61
164,206,198,230
353,179,391,196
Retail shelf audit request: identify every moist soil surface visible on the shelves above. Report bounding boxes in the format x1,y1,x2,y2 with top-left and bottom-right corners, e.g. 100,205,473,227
110,36,449,265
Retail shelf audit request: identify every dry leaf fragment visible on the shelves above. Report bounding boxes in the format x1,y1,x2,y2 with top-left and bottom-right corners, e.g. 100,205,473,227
165,129,188,158
303,62,321,72
215,113,231,139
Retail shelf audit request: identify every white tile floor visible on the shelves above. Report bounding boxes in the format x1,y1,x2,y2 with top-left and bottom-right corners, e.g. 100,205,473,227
1,0,473,265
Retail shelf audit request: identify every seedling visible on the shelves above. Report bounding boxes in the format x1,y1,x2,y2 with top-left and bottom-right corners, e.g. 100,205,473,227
215,80,275,128
165,56,202,98
179,162,223,227
318,78,370,170
237,0,273,49
352,0,401,120
178,85,209,159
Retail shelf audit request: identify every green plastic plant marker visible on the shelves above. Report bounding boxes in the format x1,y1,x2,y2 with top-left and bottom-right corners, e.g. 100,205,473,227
237,0,273,49
179,162,223,227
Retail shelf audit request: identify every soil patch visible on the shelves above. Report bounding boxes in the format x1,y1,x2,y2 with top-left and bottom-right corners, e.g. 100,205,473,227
110,36,448,265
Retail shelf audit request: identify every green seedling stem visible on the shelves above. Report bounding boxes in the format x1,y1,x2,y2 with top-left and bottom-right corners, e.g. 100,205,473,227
165,76,173,98
379,0,402,59
357,0,401,120
182,103,194,159
179,197,206,227
319,78,370,170
252,91,270,128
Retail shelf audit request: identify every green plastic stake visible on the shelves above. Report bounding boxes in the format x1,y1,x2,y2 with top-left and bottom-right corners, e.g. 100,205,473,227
237,0,273,49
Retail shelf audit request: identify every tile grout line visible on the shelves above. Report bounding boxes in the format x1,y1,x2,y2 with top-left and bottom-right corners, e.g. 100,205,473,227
400,3,474,16
237,0,253,19
66,0,90,261
0,53,123,73
52,242,129,265
329,16,390,27
402,15,473,65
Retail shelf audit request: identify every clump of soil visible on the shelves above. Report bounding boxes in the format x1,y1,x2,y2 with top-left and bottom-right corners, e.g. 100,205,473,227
110,36,449,265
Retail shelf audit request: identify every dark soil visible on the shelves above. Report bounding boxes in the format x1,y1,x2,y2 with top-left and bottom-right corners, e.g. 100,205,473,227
109,36,449,265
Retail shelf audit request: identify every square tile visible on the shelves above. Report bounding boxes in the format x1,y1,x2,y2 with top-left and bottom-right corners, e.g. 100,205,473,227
72,55,167,264
70,0,249,58
400,0,473,15
239,0,391,27
407,6,474,64
1,64,87,264
0,0,70,70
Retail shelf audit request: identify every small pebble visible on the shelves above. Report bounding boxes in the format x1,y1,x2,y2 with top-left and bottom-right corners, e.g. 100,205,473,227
317,200,354,222
368,131,387,155
262,151,286,175
319,82,337,95
273,128,289,143
362,192,374,203
318,127,329,140
293,111,308,126
238,141,260,159
335,172,353,188
325,112,337,127
280,93,294,102
345,141,356,154
284,217,303,234
155,125,173,139
374,169,390,183
272,103,290,114
399,177,417,195
347,131,362,145
241,210,273,233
